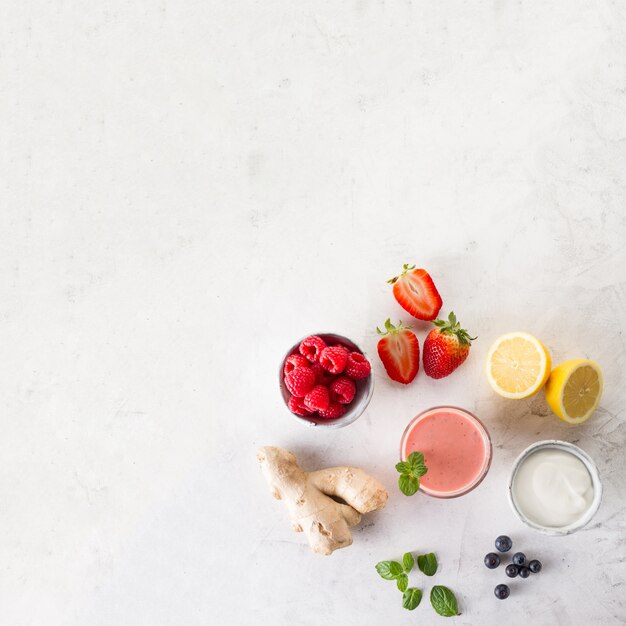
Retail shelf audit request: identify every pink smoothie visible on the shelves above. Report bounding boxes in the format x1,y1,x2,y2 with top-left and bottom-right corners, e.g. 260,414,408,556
400,406,491,498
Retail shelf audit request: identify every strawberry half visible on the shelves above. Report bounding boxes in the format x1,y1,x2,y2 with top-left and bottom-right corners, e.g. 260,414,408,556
388,264,443,321
376,319,420,385
423,311,476,379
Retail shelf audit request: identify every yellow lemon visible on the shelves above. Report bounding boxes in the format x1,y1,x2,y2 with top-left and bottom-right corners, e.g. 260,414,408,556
486,332,551,399
544,359,603,424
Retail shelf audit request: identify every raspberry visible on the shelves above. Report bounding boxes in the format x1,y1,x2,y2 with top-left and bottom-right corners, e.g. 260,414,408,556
319,346,348,374
283,353,310,376
318,402,346,419
311,363,336,386
304,385,330,412
329,376,356,405
288,395,313,417
345,352,371,380
284,367,316,397
299,335,327,363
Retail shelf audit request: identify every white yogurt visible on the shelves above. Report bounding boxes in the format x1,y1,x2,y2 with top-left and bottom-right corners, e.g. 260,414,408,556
511,448,594,528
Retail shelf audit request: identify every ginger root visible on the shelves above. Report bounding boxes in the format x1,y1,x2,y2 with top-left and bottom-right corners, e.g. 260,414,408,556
257,446,388,555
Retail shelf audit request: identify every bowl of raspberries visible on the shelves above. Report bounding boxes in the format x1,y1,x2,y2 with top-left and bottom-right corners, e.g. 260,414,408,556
280,333,374,427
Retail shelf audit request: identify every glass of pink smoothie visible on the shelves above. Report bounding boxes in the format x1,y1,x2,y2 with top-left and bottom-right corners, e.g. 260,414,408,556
400,406,492,498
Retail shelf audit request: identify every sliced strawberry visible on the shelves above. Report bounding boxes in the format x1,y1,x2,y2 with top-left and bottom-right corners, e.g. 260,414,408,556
388,264,442,321
376,319,420,384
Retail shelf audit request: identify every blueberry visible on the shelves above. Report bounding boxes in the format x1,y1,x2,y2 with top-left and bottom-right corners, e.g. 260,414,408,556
494,584,510,599
484,553,501,569
505,564,519,578
519,566,531,579
495,535,512,552
528,559,542,573
512,552,526,566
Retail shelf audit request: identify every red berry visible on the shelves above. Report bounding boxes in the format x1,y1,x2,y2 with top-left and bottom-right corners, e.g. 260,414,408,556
376,319,420,384
388,265,442,321
333,344,350,355
283,353,310,376
318,402,346,419
345,352,371,380
284,367,316,397
423,312,475,379
319,346,348,374
288,395,313,416
304,385,330,412
311,363,336,386
299,335,327,363
329,376,356,404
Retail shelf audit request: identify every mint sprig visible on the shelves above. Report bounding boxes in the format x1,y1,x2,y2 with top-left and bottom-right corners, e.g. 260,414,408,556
396,451,428,496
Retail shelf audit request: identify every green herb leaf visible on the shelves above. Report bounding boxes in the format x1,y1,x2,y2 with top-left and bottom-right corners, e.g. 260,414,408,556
396,574,408,592
375,560,404,580
430,585,459,617
395,461,411,474
403,552,414,572
411,464,428,478
398,473,420,496
417,552,438,576
402,588,423,611
396,451,427,496
407,451,425,467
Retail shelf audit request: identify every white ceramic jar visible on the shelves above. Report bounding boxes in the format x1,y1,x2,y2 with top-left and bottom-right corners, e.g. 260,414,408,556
507,440,602,535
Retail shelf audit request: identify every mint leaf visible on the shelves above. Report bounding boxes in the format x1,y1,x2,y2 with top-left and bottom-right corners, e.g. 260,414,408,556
395,461,411,474
398,473,420,496
396,451,428,496
375,560,404,580
407,451,425,467
417,552,438,576
402,588,422,611
403,552,414,572
396,574,408,592
430,586,459,616
411,463,428,478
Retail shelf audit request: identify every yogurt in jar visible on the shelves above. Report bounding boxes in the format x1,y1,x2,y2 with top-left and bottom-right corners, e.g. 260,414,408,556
509,441,602,534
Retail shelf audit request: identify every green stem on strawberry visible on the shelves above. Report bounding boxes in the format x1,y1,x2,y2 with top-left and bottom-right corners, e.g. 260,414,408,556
376,318,413,335
432,311,477,344
387,263,416,285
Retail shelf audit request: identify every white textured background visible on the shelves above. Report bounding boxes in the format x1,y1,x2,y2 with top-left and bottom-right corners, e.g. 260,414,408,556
1,1,625,625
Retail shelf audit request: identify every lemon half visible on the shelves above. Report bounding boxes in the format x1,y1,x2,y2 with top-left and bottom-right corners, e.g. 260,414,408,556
486,332,551,399
544,359,603,424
